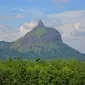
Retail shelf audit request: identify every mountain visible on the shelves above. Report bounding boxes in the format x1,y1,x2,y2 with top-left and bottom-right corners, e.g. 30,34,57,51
0,20,84,60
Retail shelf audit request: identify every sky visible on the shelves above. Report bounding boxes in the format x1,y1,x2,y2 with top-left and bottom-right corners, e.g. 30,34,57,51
0,0,85,53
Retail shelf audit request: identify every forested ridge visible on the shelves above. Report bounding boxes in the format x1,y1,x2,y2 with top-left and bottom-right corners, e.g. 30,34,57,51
0,57,85,85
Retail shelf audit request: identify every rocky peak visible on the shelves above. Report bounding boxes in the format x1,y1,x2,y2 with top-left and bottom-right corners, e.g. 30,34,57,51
37,20,44,27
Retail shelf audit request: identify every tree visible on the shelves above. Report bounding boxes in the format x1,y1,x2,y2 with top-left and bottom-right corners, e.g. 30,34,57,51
36,57,41,62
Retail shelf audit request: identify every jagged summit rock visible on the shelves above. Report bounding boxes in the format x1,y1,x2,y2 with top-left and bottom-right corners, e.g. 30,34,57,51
36,20,44,27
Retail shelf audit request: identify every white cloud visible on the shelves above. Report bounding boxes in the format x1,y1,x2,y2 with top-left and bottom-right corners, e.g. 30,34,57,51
74,23,81,29
0,24,20,42
48,10,85,24
43,10,85,53
15,15,26,19
20,21,37,32
0,15,26,21
0,21,37,42
23,21,37,29
19,21,37,36
20,25,28,33
13,8,45,19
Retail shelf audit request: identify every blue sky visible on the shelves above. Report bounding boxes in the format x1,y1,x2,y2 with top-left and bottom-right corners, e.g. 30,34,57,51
0,0,84,27
0,0,85,19
0,0,85,53
0,0,85,25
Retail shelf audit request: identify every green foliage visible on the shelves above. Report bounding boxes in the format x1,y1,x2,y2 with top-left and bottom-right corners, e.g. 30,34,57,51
36,57,41,62
35,28,46,37
0,58,85,85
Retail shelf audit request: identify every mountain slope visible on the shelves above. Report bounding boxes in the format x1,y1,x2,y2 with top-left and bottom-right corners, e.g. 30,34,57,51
11,20,84,60
0,41,21,59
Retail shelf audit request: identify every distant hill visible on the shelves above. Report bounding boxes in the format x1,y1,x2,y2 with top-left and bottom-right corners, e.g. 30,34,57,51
0,20,84,60
0,41,21,59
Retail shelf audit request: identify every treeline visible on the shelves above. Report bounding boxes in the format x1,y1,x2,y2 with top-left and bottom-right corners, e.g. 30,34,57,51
0,57,85,85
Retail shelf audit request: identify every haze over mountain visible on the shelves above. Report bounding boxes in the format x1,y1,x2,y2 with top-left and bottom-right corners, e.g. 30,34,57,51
0,20,84,60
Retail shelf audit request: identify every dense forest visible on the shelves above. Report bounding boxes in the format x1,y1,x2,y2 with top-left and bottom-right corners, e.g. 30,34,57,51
0,57,85,85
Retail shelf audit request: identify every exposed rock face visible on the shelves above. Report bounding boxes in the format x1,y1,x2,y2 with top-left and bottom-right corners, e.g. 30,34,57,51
36,20,45,27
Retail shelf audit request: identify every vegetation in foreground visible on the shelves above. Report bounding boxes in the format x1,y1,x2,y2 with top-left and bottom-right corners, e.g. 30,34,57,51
0,57,85,85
